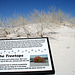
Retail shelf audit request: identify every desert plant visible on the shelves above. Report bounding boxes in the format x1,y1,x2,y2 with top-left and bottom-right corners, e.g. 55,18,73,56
28,7,74,26
6,15,27,28
0,14,27,28
0,7,75,38
33,56,46,63
0,7,75,29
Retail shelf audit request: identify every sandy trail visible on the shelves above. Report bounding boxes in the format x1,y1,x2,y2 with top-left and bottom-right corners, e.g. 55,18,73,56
48,26,75,75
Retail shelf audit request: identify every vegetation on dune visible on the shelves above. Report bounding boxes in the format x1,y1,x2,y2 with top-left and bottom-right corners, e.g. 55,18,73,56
0,15,27,28
0,7,75,28
0,7,75,39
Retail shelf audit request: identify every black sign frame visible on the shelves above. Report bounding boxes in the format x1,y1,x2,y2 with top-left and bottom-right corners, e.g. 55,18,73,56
0,37,55,75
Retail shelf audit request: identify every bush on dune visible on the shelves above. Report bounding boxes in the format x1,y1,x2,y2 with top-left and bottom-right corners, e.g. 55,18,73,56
0,7,75,39
0,7,75,28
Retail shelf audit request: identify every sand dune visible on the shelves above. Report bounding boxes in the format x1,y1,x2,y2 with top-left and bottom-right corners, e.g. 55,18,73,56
0,23,75,75
49,26,75,75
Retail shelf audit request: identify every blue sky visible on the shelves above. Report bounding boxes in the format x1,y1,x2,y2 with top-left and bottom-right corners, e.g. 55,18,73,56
30,55,48,58
0,0,75,19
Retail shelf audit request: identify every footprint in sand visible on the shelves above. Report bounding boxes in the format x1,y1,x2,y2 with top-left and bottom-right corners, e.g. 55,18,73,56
66,47,70,49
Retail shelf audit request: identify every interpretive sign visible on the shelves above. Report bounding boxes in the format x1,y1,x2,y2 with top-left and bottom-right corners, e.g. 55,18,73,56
0,37,55,74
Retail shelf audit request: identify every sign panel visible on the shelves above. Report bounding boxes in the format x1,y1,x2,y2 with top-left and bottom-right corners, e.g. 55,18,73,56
0,37,55,74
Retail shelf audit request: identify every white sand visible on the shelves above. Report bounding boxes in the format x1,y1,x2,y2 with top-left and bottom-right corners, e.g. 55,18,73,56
49,26,75,75
0,23,75,75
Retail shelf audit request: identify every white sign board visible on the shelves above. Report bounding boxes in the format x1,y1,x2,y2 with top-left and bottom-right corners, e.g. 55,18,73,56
0,37,55,74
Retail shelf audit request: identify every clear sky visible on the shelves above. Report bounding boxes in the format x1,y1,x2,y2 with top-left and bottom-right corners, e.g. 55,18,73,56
0,0,75,19
30,55,48,58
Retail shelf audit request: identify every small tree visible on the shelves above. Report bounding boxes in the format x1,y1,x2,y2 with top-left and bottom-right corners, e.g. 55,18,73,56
33,56,46,63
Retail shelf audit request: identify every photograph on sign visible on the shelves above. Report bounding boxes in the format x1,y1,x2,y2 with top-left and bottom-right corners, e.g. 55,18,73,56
30,55,49,66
